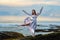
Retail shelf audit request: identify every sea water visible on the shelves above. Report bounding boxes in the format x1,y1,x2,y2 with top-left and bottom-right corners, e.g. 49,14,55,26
0,22,60,36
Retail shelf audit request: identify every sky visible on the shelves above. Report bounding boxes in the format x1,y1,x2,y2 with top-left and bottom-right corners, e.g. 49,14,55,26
0,0,60,22
0,0,60,6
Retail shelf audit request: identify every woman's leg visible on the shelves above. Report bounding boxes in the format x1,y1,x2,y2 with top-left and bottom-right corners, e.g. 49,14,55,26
29,27,35,36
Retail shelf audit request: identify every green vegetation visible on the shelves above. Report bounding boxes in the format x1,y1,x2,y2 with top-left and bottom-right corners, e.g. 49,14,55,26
0,31,60,40
21,32,60,40
0,31,24,40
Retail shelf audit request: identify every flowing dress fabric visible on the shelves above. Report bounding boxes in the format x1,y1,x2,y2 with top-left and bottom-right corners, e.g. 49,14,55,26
23,14,37,36
24,17,32,24
29,15,37,34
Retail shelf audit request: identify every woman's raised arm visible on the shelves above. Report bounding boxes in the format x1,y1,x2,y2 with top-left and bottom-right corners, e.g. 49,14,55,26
22,10,31,16
37,7,43,16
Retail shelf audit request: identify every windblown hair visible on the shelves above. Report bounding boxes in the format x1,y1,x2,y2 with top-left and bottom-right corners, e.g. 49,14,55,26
32,9,37,15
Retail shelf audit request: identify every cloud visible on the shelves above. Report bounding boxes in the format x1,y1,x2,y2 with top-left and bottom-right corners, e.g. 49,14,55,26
54,14,60,17
49,11,60,17
0,16,60,23
52,14,60,17
45,1,60,6
0,16,27,23
38,16,60,22
0,0,60,6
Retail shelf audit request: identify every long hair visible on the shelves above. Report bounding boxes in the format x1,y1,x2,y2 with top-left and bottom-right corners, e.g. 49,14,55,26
32,9,37,15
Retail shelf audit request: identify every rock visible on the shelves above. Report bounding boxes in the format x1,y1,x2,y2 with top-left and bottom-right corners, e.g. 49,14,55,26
21,32,60,40
0,31,24,40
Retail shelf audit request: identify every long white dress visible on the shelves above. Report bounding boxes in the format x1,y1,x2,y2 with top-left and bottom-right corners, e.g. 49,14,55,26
24,15,37,36
28,15,37,36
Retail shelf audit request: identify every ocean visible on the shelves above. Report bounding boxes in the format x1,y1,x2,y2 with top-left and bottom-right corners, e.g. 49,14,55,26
0,22,60,36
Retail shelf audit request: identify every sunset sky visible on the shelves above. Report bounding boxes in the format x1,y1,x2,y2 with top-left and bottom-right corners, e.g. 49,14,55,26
0,0,60,22
0,0,60,6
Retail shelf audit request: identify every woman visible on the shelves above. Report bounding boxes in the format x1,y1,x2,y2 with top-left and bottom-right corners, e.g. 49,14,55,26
22,7,43,36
